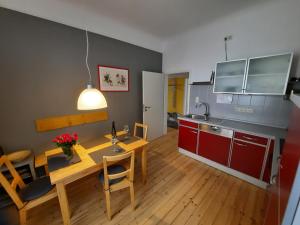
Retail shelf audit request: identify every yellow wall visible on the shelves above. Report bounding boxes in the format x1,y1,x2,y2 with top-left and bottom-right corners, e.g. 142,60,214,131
168,79,176,112
168,78,185,114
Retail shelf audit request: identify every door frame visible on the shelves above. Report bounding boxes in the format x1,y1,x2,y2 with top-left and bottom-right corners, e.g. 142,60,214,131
163,72,190,134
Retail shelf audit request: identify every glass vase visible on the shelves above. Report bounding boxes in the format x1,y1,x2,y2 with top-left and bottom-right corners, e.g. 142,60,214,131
62,146,73,160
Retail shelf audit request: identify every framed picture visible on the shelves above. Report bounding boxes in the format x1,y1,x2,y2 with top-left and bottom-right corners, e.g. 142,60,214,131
98,65,129,92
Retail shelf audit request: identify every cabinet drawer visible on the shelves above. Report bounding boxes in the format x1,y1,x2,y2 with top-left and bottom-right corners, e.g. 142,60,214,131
234,131,268,145
230,140,266,178
178,120,198,129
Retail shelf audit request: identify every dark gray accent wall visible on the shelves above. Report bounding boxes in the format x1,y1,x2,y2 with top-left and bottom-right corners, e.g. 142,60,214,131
0,8,162,154
189,85,292,128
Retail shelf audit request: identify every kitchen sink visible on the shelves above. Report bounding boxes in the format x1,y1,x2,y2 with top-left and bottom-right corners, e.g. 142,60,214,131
206,117,223,124
184,114,223,124
184,114,205,120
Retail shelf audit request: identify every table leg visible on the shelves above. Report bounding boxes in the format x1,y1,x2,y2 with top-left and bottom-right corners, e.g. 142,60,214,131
141,147,147,184
56,182,71,225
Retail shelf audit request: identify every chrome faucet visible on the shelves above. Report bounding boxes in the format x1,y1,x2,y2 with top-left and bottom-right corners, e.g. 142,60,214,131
196,102,209,121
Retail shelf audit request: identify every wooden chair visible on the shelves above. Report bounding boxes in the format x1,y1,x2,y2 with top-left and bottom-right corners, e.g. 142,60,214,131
0,155,57,225
133,122,148,140
99,151,135,220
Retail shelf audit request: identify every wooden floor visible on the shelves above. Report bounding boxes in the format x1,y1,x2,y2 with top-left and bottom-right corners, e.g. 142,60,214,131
27,129,268,225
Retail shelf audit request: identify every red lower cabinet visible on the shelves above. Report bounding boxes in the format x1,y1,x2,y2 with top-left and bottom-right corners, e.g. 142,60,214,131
178,125,198,154
264,106,300,225
197,131,231,166
264,183,280,225
230,140,266,178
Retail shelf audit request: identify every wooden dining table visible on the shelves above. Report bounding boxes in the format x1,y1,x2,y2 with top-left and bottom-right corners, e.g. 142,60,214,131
45,131,148,225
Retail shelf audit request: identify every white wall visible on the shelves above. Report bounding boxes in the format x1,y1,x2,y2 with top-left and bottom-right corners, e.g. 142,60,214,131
163,0,300,82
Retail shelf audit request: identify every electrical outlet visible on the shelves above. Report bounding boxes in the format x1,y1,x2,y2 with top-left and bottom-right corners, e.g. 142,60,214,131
246,108,254,113
235,106,254,113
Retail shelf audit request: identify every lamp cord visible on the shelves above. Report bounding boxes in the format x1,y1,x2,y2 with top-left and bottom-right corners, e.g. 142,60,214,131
85,29,92,84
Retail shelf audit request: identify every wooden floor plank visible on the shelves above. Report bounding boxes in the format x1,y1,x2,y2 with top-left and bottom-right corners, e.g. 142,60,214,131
142,164,212,225
24,129,267,225
161,169,222,225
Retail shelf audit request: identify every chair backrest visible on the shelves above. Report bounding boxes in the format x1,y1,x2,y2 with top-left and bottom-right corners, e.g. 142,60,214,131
102,151,135,190
133,122,148,140
0,155,26,209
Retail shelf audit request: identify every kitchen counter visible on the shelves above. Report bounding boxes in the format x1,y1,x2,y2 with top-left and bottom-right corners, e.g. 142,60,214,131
178,116,287,139
178,116,287,185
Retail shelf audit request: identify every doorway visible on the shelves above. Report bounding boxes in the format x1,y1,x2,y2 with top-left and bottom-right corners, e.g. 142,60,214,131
164,73,189,133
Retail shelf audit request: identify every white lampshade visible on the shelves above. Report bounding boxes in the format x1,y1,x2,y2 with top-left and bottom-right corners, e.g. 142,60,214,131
77,84,107,110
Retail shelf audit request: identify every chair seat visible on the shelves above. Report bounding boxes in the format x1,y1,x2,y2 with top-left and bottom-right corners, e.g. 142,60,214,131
19,176,54,202
99,165,126,185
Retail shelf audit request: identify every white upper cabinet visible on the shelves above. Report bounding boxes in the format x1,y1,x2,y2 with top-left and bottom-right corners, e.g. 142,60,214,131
245,53,293,95
213,53,293,95
213,59,247,94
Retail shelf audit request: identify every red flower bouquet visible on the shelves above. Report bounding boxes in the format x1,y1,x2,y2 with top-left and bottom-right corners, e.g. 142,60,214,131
52,133,78,159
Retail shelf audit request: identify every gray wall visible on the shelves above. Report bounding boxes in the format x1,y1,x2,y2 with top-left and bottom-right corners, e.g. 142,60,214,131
189,85,292,128
0,8,162,154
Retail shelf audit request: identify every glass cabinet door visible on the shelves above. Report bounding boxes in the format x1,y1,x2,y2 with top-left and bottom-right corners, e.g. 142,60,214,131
213,59,247,93
245,53,293,95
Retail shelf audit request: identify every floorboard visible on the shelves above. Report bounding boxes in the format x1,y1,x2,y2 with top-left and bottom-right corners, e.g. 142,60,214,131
26,129,268,225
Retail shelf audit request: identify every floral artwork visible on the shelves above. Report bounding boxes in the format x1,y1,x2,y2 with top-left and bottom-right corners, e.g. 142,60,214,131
98,65,129,91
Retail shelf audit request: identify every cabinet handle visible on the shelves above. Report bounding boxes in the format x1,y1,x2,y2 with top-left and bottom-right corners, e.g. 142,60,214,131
235,142,247,147
271,175,278,184
277,156,282,162
277,156,283,168
242,136,256,141
280,164,283,169
190,131,198,134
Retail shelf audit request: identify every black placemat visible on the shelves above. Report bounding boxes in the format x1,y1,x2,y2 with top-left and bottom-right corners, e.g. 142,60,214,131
80,137,111,149
47,152,81,172
117,135,141,144
88,145,125,164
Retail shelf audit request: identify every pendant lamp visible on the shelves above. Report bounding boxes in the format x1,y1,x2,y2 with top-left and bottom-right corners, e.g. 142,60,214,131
77,30,107,110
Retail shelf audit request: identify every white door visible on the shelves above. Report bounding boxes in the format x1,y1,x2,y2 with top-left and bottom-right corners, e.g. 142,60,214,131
142,71,164,141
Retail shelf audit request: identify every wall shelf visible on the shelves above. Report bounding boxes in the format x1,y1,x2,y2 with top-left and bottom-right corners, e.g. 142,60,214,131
190,81,212,85
216,75,244,79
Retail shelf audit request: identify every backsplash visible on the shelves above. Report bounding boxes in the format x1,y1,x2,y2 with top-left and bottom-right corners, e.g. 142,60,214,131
189,85,293,128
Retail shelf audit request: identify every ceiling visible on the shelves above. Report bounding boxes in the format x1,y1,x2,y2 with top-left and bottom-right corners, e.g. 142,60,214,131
1,0,271,51
59,0,267,38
